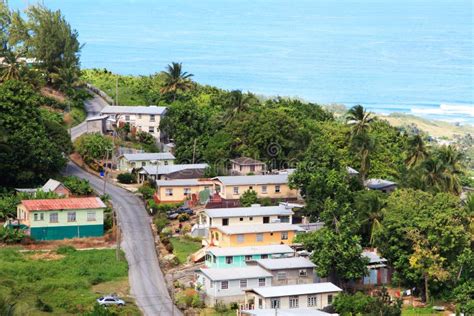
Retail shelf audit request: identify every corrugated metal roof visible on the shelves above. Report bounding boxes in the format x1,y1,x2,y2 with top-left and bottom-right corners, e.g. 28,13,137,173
198,266,272,281
241,309,331,316
249,282,342,298
213,174,289,186
122,152,175,161
230,157,265,166
207,245,294,257
216,223,304,235
362,250,388,264
365,178,396,189
41,179,62,192
256,257,315,270
205,205,293,218
142,163,208,176
100,105,167,115
21,197,106,211
156,178,213,187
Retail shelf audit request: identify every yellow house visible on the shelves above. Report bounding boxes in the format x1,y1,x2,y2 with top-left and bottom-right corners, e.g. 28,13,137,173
155,178,214,204
230,157,266,175
212,174,298,201
208,223,305,247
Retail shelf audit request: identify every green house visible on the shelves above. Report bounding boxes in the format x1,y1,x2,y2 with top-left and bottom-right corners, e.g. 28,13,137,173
17,197,106,241
205,245,295,268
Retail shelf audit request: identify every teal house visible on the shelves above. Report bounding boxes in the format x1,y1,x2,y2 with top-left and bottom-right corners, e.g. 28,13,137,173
205,245,294,268
17,197,106,240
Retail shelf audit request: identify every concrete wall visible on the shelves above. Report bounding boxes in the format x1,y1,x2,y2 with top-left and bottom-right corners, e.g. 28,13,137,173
268,268,315,286
232,164,265,175
209,228,299,247
18,206,104,228
116,113,162,139
206,253,291,268
218,183,298,200
156,183,213,203
246,292,339,310
118,157,174,172
204,214,291,227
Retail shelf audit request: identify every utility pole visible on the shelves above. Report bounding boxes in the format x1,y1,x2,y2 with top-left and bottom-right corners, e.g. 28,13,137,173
115,75,119,105
192,138,197,164
103,149,109,195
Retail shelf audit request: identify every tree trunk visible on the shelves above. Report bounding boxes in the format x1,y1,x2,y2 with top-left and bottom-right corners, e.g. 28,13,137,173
424,273,430,303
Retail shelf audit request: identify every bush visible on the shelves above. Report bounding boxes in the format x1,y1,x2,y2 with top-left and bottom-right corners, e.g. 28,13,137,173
259,197,273,206
0,194,20,221
0,227,26,244
136,131,155,145
117,173,135,184
74,133,113,163
214,302,229,313
177,213,189,222
103,207,113,232
138,185,155,200
56,245,77,254
165,243,174,253
176,288,199,308
63,176,94,196
161,227,173,238
154,215,169,233
239,189,258,207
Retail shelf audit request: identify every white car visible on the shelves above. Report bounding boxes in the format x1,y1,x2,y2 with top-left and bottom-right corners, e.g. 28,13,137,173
97,296,125,306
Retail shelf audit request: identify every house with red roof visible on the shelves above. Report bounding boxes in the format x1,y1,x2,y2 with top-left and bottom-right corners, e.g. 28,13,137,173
17,197,106,240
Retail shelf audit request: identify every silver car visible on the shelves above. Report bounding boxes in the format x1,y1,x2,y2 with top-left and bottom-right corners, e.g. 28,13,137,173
97,296,125,306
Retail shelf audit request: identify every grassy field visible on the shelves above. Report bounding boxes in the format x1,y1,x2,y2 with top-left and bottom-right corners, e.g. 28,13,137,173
402,306,443,315
0,247,140,315
170,237,202,264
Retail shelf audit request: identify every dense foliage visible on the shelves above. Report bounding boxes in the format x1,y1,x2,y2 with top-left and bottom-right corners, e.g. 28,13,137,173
74,133,113,164
333,289,402,316
62,176,94,196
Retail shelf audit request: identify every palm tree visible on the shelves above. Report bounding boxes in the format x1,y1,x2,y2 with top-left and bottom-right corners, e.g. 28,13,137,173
351,132,375,182
421,157,447,193
0,49,22,82
224,90,257,122
160,62,194,101
406,134,429,168
436,145,464,195
346,105,374,136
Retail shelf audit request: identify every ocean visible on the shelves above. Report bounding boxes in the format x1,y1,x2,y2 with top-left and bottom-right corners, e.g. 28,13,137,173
10,0,474,124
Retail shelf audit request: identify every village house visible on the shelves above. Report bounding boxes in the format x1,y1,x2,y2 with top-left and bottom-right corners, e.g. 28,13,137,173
118,152,175,172
196,266,273,306
138,163,209,183
154,178,214,204
16,179,71,197
100,105,167,140
244,282,342,310
247,257,317,286
205,245,295,268
17,197,106,240
230,157,266,175
207,223,305,247
240,309,332,316
361,250,391,286
211,174,298,202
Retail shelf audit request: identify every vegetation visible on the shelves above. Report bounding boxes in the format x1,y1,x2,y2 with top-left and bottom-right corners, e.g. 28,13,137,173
0,248,139,315
62,176,94,195
333,289,402,316
169,236,201,264
116,172,136,184
74,133,113,165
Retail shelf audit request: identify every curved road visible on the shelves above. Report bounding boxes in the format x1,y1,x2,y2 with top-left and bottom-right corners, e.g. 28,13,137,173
68,94,181,315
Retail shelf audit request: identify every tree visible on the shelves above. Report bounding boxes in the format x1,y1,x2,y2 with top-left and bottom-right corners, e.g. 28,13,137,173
74,133,113,164
354,190,387,246
406,134,428,168
160,62,194,101
224,90,257,122
62,176,93,196
346,104,374,136
239,189,258,207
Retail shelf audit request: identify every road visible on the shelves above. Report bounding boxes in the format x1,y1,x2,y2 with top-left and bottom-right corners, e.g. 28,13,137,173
70,93,109,141
66,93,181,315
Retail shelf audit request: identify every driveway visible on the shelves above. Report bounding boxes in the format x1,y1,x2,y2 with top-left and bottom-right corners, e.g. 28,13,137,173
66,93,181,315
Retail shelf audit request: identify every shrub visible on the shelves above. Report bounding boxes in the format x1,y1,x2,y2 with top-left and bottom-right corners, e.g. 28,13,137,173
165,243,174,253
56,245,77,254
161,227,173,238
0,227,26,244
239,189,258,207
63,176,94,196
117,173,135,184
259,197,273,206
138,185,155,200
154,215,169,233
136,131,155,145
214,302,229,313
176,288,198,308
177,213,189,222
182,224,191,234
0,194,20,221
74,133,113,163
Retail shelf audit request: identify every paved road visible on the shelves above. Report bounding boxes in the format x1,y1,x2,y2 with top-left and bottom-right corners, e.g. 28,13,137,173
67,93,181,315
70,93,109,140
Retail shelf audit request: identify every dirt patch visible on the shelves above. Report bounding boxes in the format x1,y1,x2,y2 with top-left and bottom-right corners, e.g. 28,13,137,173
28,251,65,261
41,87,67,103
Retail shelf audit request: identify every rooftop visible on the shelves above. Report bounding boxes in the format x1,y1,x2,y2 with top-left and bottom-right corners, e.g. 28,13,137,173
215,223,305,235
198,266,272,281
213,174,289,186
365,178,397,189
255,257,315,270
231,157,265,166
362,250,388,264
248,282,342,298
41,179,63,192
241,309,331,316
122,152,175,161
21,197,106,211
100,105,167,115
156,178,213,187
205,205,293,218
206,245,294,257
142,163,208,176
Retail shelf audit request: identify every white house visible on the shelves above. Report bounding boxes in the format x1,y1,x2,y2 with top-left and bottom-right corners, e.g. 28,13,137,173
138,163,209,182
196,266,273,306
100,105,167,140
118,152,175,172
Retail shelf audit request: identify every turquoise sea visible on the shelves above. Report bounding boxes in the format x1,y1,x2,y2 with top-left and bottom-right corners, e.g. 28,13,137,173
10,0,474,124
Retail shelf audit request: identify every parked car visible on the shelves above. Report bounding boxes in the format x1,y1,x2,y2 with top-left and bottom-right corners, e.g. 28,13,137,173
176,206,193,215
167,213,179,220
97,295,125,306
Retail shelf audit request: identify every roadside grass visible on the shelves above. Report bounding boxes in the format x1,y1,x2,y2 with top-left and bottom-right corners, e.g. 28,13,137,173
402,306,442,315
170,237,202,264
0,247,139,315
71,106,87,127
199,308,236,315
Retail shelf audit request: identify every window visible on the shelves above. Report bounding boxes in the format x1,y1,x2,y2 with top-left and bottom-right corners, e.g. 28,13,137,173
221,281,228,290
279,215,290,223
141,161,146,167
262,185,267,194
270,298,280,309
256,233,263,242
233,187,239,195
225,256,233,264
245,255,252,261
281,231,288,240
277,272,287,280
125,115,130,121
138,114,142,119
131,162,136,167
184,188,191,196
165,188,173,196
263,216,269,224
164,161,169,165
148,126,154,133
240,279,247,288
34,213,39,221
289,296,299,308
222,218,229,226
258,298,263,309
250,165,255,172
299,269,308,277
307,295,317,307
261,254,268,259
40,213,44,221
249,217,253,221
67,212,76,222
87,212,96,221
275,185,281,193
237,234,245,243
327,294,333,304
50,212,58,223
150,115,155,122
239,217,243,221
249,186,253,190
258,278,266,287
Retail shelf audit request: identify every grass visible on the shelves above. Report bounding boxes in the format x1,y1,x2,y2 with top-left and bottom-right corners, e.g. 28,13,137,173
402,306,442,315
0,247,140,315
199,308,236,316
71,106,87,127
170,236,202,264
